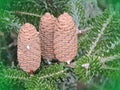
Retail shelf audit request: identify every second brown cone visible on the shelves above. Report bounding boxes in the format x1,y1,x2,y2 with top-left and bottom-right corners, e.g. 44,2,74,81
39,13,56,61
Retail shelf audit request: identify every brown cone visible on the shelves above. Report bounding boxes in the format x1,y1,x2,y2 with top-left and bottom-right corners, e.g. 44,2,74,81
17,23,41,72
54,13,78,63
39,13,56,60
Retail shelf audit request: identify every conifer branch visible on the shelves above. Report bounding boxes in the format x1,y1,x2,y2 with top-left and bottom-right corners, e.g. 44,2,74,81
3,70,65,81
4,75,28,81
10,11,41,18
101,66,120,70
101,54,120,63
87,14,113,56
38,70,64,80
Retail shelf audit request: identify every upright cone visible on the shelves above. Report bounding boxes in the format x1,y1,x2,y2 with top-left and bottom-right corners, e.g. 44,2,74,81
39,13,56,61
17,23,41,72
54,13,78,63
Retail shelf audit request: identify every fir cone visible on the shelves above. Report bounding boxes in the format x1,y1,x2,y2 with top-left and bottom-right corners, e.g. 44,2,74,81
17,23,41,72
54,13,78,63
39,12,56,61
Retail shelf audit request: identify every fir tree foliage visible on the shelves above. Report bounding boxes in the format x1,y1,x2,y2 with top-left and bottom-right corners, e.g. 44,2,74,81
0,9,20,65
2,0,69,29
0,9,21,31
67,0,86,28
0,63,27,90
67,0,120,87
76,10,120,57
0,63,66,90
74,56,102,82
25,64,65,90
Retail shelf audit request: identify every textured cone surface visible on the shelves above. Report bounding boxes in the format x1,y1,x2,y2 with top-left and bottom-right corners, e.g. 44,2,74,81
39,13,56,60
17,23,41,72
54,13,78,62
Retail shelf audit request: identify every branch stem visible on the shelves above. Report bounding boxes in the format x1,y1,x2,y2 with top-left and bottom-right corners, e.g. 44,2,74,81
10,11,41,18
38,70,64,80
5,75,28,80
87,15,113,56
